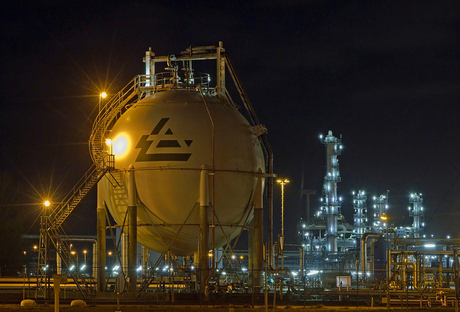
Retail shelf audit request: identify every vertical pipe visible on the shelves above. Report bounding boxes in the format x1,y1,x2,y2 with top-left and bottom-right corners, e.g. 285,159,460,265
127,165,137,293
54,275,60,312
216,41,225,98
268,155,274,268
253,172,264,291
122,234,128,276
145,48,151,87
387,248,390,309
248,219,254,286
96,183,106,292
142,246,148,278
453,248,459,312
92,242,97,279
300,247,304,282
56,245,61,275
370,240,376,278
199,166,209,292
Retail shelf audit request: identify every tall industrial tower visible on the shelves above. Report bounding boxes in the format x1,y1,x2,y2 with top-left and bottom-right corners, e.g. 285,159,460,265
353,190,367,237
320,131,342,252
372,194,388,233
409,193,424,238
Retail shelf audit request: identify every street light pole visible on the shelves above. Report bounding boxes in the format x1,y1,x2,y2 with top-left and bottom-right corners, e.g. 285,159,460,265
381,213,390,309
277,179,289,269
99,92,107,112
38,200,51,298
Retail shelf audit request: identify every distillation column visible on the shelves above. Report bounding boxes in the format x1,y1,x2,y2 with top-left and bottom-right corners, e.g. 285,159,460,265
320,131,342,252
353,190,367,238
372,194,388,233
409,193,424,238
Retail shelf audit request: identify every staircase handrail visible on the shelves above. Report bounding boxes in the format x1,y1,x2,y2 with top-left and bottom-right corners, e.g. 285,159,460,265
89,75,148,162
47,224,96,298
47,153,113,228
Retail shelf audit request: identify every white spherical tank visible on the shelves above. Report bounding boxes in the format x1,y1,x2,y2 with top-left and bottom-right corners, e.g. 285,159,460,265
99,89,265,255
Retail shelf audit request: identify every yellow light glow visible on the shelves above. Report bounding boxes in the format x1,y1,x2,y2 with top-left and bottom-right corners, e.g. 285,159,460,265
44,200,50,207
208,253,213,257
105,139,112,146
83,250,87,254
277,179,290,184
33,245,38,250
112,133,130,158
380,214,388,221
101,92,107,98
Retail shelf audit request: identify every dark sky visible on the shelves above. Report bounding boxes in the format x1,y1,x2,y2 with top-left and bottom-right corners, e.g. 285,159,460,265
1,1,459,241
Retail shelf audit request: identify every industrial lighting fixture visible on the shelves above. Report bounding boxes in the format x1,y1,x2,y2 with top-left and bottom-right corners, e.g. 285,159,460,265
277,178,289,269
380,213,390,309
99,91,107,112
44,200,50,207
276,179,290,239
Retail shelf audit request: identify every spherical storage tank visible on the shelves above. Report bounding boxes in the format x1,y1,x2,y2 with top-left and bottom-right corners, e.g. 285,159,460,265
99,88,265,256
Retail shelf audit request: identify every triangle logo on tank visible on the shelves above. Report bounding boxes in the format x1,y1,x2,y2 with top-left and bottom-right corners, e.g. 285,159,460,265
135,117,192,162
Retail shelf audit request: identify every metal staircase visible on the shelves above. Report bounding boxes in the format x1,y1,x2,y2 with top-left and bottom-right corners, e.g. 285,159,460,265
47,154,114,228
89,75,149,162
37,153,114,299
138,253,165,293
37,73,149,299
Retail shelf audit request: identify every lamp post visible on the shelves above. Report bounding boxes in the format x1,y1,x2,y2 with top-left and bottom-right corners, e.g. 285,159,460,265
381,213,390,309
277,179,289,269
99,92,107,112
70,251,78,272
38,200,51,299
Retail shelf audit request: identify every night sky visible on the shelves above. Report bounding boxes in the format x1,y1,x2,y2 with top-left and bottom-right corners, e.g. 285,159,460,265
1,1,459,244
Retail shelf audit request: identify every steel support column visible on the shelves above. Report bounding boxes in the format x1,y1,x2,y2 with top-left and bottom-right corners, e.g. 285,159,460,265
128,165,137,293
252,172,264,292
96,183,106,292
199,166,210,292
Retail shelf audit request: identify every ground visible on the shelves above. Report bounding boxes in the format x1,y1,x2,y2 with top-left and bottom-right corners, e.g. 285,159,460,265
0,305,459,312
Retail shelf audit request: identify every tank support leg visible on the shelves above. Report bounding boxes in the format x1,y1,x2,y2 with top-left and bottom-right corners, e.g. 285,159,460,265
199,166,210,293
128,165,137,293
253,172,264,292
96,183,106,292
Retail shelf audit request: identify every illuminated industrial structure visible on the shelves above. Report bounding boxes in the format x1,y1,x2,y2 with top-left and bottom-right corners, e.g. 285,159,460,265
320,131,343,252
372,194,388,233
352,190,367,237
36,43,274,299
30,43,459,307
409,193,424,238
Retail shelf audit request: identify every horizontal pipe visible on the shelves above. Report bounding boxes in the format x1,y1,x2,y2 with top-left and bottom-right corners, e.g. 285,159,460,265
396,238,460,246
